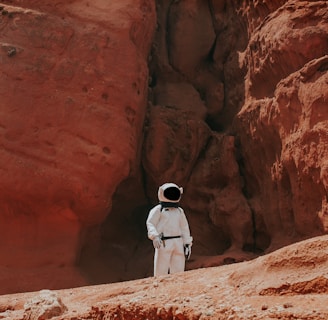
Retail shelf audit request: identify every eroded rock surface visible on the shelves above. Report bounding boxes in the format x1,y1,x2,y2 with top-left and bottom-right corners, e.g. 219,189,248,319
0,0,155,293
234,1,328,250
23,289,67,320
1,235,328,320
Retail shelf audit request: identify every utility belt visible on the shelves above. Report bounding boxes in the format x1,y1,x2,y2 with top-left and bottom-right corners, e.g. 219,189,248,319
159,233,181,247
161,235,181,240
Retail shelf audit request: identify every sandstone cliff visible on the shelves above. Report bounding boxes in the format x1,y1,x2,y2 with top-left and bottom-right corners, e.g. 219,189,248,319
0,0,327,294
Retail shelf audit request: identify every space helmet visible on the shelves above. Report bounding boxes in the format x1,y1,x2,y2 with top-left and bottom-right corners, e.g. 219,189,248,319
158,182,183,203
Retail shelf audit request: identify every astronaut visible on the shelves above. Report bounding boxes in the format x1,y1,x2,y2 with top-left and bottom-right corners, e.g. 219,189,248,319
146,182,193,276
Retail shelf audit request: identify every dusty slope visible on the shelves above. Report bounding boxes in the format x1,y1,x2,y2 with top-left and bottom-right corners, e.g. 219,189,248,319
1,235,327,320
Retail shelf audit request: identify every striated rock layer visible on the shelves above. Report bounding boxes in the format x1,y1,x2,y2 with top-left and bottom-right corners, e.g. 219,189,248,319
233,1,328,250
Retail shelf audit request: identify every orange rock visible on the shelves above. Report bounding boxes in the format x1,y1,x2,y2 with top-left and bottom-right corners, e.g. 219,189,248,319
0,0,156,293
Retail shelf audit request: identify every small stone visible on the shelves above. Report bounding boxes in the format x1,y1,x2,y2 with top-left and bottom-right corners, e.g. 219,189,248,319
23,289,67,320
7,47,16,57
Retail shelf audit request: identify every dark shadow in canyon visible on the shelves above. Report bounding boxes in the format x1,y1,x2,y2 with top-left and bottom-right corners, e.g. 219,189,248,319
78,0,264,285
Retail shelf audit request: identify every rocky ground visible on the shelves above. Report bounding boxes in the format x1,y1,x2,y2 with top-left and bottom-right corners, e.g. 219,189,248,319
0,235,327,320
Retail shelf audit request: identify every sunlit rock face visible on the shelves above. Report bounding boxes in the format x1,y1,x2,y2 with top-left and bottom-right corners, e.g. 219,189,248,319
0,0,156,293
234,1,328,249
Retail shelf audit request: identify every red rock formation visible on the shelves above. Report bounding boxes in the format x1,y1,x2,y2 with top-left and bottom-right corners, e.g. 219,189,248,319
0,0,327,294
0,0,156,293
234,1,328,250
144,0,328,269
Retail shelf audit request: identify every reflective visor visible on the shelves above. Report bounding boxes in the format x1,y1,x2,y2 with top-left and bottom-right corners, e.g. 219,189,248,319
163,186,181,201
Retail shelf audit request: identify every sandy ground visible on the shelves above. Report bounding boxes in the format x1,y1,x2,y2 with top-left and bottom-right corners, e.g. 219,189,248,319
0,235,328,320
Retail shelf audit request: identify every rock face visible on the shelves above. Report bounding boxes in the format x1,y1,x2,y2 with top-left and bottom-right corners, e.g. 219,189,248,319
0,0,156,293
0,0,327,294
234,1,328,250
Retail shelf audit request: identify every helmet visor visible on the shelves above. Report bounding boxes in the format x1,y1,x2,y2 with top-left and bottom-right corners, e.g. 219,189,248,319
163,186,181,201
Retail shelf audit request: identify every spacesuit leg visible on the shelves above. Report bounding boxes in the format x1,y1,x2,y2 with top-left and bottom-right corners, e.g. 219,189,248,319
169,238,185,274
154,247,171,276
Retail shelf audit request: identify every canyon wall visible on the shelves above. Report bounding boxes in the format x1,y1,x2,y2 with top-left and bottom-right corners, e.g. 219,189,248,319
0,0,156,293
234,0,328,249
0,0,327,293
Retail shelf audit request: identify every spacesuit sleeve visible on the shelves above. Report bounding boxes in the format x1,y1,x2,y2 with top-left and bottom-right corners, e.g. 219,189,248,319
179,208,193,245
146,205,161,240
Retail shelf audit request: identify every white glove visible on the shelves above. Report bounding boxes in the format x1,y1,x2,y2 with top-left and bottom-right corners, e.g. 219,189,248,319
184,244,192,260
152,236,162,249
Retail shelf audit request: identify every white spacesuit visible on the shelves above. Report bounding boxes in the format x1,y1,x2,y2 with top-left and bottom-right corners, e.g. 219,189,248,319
146,183,193,276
